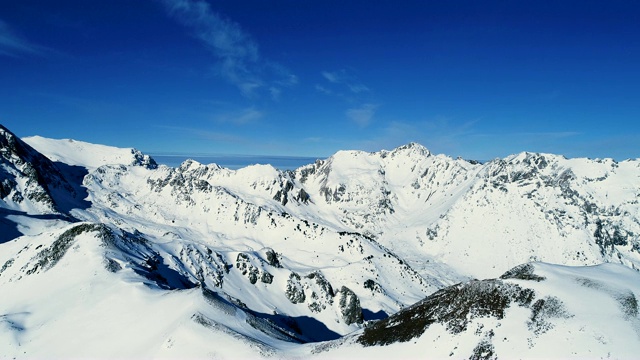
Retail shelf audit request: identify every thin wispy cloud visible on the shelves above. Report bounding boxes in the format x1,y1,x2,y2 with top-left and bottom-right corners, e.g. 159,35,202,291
0,20,47,58
347,103,378,127
269,61,298,87
320,69,369,94
161,0,296,98
214,107,264,125
347,83,370,94
315,84,332,95
319,69,376,127
424,117,478,139
269,87,281,101
321,71,340,83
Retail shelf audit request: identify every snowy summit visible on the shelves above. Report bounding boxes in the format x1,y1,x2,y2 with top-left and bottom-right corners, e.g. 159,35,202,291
1,123,640,359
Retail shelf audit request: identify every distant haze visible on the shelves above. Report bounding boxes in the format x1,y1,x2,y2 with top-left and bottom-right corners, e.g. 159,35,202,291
152,154,319,170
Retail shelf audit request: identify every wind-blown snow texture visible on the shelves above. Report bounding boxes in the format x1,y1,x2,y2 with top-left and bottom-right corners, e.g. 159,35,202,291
1,123,639,358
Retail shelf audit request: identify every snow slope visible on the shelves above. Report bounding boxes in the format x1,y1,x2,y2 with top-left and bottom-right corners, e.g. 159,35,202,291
2,124,640,358
0,223,302,359
312,262,640,359
23,135,157,171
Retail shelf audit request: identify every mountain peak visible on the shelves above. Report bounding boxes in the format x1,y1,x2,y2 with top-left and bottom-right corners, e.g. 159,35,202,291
388,142,431,157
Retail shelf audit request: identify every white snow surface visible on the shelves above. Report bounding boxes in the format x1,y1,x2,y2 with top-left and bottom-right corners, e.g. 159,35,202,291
23,135,154,171
2,131,640,358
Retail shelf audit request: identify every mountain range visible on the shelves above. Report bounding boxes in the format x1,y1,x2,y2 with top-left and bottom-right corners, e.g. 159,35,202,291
1,123,639,358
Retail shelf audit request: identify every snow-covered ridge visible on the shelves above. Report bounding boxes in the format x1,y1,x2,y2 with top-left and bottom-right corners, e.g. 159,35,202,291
2,124,640,358
23,135,156,170
12,130,640,280
315,262,640,359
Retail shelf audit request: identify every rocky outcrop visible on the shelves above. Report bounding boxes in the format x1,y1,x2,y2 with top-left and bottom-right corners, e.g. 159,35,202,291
0,125,74,213
337,286,363,325
359,267,545,346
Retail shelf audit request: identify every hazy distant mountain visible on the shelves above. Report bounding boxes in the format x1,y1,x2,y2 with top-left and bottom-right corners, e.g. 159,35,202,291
1,124,639,358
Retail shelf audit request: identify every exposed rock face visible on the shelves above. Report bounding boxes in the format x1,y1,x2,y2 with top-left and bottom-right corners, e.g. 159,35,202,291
265,249,282,268
305,271,335,313
500,263,546,282
175,244,229,288
358,277,537,346
24,223,112,275
0,125,75,213
235,252,273,285
357,260,640,359
286,273,306,304
130,149,157,169
337,286,363,325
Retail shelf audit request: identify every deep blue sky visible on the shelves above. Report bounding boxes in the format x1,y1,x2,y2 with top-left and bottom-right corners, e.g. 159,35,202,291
1,0,639,160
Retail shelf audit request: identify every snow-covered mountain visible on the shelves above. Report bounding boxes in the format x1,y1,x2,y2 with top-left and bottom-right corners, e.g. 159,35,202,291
312,262,640,359
1,123,639,358
286,144,640,279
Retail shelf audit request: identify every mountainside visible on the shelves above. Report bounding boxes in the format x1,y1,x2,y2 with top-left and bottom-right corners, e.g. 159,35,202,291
288,144,640,279
1,123,640,358
313,262,640,359
0,125,76,215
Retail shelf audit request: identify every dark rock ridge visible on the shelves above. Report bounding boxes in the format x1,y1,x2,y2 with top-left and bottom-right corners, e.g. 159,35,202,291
0,124,75,213
359,281,533,346
358,264,564,347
